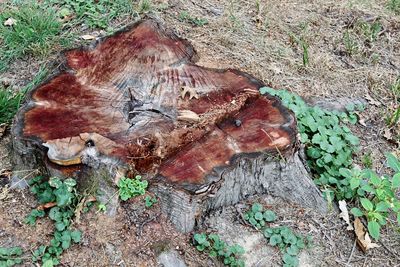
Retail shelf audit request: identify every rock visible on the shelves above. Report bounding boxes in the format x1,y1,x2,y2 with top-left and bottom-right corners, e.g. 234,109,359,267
306,97,367,112
157,250,187,267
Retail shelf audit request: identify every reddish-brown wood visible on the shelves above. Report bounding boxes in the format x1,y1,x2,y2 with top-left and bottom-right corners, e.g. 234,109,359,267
14,20,297,193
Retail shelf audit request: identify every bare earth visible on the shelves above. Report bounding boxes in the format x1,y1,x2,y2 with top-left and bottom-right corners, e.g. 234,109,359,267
1,0,400,266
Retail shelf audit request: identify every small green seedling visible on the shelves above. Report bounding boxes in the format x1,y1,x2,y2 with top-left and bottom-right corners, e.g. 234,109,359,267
97,203,107,213
263,226,312,267
343,30,358,56
361,151,373,168
244,203,311,267
118,175,148,201
0,247,23,267
260,87,361,200
144,195,157,208
193,233,245,267
243,203,276,229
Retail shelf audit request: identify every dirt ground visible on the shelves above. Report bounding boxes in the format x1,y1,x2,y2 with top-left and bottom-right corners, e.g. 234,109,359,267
1,0,400,266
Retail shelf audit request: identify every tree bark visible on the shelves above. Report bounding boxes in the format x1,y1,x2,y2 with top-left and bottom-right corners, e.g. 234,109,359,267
11,19,327,232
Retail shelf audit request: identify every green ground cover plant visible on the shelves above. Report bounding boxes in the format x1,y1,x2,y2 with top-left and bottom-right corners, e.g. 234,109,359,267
244,203,311,267
262,87,400,241
342,153,400,240
260,87,362,200
243,202,276,229
118,175,148,201
0,247,23,267
26,176,82,266
193,233,245,267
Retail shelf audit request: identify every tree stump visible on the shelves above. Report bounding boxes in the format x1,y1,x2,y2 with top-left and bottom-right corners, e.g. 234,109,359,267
12,20,327,232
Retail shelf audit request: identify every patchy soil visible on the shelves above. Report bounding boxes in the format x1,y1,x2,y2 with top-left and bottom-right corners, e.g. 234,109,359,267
1,0,400,266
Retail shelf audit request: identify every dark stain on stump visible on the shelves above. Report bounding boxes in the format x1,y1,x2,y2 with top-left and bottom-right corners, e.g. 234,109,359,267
14,20,297,193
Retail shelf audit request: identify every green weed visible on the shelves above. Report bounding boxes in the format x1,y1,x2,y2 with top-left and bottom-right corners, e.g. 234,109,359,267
390,77,400,100
361,151,373,168
385,78,400,126
0,67,47,125
137,0,152,14
342,19,382,57
45,0,134,29
0,3,64,72
243,203,276,229
356,20,382,43
288,32,310,67
244,203,311,267
193,233,245,267
0,247,23,267
387,0,400,14
263,226,312,267
118,176,148,201
386,106,400,127
145,195,157,208
261,87,362,200
342,154,400,239
0,87,23,125
301,41,309,67
343,30,358,56
26,176,83,265
178,11,208,27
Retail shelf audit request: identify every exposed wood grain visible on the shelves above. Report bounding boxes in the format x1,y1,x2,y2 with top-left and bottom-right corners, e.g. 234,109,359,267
12,20,326,232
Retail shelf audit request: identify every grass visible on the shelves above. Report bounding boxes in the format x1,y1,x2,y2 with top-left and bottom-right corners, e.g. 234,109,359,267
391,76,400,100
178,11,208,26
386,77,400,127
0,67,48,125
0,3,67,72
137,0,153,14
361,151,373,168
342,19,382,57
45,0,135,30
0,0,136,73
387,0,400,14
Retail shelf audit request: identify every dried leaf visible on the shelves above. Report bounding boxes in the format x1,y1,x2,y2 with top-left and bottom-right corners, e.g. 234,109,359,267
37,202,57,211
354,217,380,252
180,86,199,100
365,94,381,107
383,128,393,141
81,34,96,40
354,111,367,127
4,17,16,26
364,233,380,249
0,169,12,180
0,123,6,138
74,197,86,224
0,186,10,200
339,200,354,230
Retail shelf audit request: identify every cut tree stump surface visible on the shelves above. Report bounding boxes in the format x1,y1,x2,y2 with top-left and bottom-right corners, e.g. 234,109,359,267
13,20,326,232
